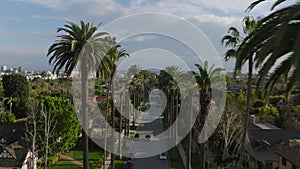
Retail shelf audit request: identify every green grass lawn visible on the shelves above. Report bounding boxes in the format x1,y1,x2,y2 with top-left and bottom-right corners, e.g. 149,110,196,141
69,150,104,161
68,151,104,169
115,159,125,169
130,125,137,130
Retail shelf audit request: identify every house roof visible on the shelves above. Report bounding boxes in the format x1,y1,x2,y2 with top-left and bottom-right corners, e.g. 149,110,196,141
0,125,25,145
249,129,300,161
276,143,300,167
0,140,30,167
0,125,30,167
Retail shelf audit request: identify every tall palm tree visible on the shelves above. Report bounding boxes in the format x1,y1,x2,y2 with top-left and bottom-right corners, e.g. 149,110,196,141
163,66,183,142
221,16,258,167
192,61,224,169
47,20,110,169
105,38,128,169
239,0,300,101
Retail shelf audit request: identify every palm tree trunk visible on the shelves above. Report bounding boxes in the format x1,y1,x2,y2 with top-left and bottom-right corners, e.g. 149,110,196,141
111,70,116,169
119,92,123,159
238,55,253,168
81,64,89,169
133,90,136,127
186,90,193,169
199,90,210,169
103,83,109,169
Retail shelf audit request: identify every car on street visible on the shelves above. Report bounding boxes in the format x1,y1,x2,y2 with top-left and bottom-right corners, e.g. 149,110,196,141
159,152,167,160
145,134,151,141
124,159,133,169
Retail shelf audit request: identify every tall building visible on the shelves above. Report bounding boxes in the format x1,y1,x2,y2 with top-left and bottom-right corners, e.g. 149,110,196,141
1,66,7,72
18,66,23,73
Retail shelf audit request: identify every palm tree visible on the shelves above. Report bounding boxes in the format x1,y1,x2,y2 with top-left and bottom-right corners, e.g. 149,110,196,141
239,0,300,101
221,16,258,167
128,65,142,127
192,61,224,169
3,96,16,113
47,20,110,169
163,66,183,141
105,38,128,169
127,64,141,78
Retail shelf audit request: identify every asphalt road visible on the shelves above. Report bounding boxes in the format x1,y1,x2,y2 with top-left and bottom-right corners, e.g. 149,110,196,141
133,89,169,169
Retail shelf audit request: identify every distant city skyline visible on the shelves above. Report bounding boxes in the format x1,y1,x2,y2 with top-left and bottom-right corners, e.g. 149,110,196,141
0,0,296,72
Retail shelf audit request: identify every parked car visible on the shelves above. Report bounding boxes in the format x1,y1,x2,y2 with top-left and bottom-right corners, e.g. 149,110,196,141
145,134,151,140
124,160,133,169
159,152,167,160
134,133,140,138
124,163,133,169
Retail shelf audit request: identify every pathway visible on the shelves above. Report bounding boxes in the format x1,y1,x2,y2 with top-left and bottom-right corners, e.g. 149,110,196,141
59,154,83,167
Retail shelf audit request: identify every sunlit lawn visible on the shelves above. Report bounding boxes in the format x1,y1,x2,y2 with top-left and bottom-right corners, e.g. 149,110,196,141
53,161,82,169
69,150,104,161
68,150,104,168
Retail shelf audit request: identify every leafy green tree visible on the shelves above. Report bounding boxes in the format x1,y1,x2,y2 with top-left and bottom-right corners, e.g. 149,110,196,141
39,96,80,153
27,96,79,166
2,74,29,118
47,20,110,168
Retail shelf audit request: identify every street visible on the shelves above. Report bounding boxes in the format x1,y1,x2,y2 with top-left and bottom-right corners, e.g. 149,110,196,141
133,89,169,169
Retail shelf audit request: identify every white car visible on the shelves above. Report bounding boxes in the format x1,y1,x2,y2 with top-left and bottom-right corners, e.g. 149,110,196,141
159,152,167,160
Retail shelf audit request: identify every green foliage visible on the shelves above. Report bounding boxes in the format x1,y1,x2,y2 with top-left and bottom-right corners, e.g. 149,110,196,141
94,80,102,96
98,99,112,110
39,155,60,166
0,81,4,99
48,155,60,165
0,110,16,125
42,96,80,153
2,74,29,98
257,102,279,123
275,105,300,129
28,96,80,155
2,74,29,118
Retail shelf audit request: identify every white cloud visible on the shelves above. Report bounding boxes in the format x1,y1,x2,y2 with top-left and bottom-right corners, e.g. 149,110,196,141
187,14,241,25
12,0,62,8
193,0,253,13
8,0,279,71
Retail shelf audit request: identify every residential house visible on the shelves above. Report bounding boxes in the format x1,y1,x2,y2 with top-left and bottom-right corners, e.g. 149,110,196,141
276,139,300,169
0,125,36,169
248,115,300,169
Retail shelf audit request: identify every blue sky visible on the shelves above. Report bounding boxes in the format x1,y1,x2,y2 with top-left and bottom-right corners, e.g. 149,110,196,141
0,0,288,71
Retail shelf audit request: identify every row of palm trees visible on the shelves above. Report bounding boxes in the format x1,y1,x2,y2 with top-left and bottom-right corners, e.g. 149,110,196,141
46,0,299,168
157,64,224,169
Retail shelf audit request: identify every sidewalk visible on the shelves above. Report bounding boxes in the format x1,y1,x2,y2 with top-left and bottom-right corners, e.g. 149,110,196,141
102,153,111,169
60,154,83,167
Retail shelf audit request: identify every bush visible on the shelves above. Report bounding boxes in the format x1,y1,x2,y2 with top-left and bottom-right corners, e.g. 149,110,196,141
0,110,16,125
48,155,60,165
38,155,60,167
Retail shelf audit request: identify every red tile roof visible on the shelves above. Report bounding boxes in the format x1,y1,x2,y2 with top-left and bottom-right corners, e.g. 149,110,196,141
276,144,300,167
